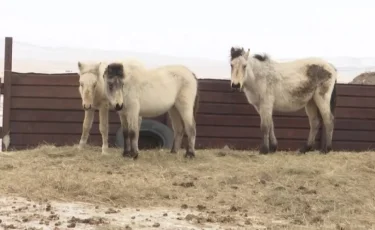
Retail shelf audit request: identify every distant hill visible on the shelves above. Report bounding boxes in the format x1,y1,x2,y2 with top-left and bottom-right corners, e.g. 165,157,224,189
2,41,375,83
350,71,375,85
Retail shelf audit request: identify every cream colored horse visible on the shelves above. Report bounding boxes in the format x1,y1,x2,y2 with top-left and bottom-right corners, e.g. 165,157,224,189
229,47,337,154
102,60,199,159
77,60,144,154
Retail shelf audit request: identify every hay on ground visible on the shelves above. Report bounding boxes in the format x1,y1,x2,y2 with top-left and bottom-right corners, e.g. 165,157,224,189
0,144,375,229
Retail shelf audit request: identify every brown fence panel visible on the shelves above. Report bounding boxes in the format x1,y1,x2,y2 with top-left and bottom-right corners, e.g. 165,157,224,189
332,84,375,151
196,79,375,151
8,74,375,152
3,36,375,152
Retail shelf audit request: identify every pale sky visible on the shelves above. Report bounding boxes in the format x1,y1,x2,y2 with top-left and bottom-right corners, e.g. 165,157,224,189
1,0,375,61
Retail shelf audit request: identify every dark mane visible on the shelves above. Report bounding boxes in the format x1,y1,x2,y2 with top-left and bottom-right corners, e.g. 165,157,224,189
230,47,244,61
253,53,270,62
106,62,125,78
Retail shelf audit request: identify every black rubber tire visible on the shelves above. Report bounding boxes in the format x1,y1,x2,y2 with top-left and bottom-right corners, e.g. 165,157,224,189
115,119,174,150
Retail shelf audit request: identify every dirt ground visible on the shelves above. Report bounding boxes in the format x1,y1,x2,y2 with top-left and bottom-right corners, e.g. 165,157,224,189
0,145,375,230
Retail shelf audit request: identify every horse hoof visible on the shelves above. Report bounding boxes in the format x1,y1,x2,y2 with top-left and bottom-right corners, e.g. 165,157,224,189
132,152,139,160
269,144,277,153
170,149,178,154
298,144,313,154
259,146,269,155
319,150,328,154
78,143,85,150
122,150,132,158
101,147,109,155
184,151,195,158
320,146,332,154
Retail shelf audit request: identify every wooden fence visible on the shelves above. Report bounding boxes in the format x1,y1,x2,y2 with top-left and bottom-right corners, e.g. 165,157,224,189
3,37,375,152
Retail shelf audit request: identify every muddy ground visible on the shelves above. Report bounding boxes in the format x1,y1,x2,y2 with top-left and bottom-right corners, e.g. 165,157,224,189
0,196,272,230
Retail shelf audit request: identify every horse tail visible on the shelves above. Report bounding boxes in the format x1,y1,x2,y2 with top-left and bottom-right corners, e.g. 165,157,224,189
330,79,337,115
329,63,338,115
328,62,337,72
316,65,337,122
192,72,199,120
193,92,199,120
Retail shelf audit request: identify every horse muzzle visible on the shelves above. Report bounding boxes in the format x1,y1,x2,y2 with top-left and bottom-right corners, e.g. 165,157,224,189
115,103,124,111
231,83,242,92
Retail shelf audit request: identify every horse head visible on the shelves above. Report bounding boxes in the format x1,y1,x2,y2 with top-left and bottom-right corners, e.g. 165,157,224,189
229,47,250,91
103,62,125,111
77,61,101,110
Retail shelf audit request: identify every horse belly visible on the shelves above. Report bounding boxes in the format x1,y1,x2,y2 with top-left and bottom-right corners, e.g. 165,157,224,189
139,96,175,117
274,97,308,112
139,104,172,117
138,80,180,117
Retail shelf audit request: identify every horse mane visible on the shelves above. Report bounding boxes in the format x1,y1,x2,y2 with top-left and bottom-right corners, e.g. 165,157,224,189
122,58,146,69
230,47,271,63
253,53,270,62
230,47,245,61
107,62,124,78
121,58,147,79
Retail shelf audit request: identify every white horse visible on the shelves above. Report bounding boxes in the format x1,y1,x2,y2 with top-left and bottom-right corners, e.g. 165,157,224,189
101,60,199,159
229,47,337,154
77,60,144,154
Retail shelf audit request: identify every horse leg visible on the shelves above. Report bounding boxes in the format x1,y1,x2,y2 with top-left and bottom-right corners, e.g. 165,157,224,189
98,105,109,155
299,100,320,154
269,121,278,153
118,112,132,157
259,105,273,154
78,109,94,150
175,104,196,158
314,95,334,154
127,110,141,160
168,106,185,154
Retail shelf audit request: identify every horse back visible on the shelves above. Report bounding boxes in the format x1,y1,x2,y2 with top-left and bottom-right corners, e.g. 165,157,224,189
152,65,198,87
277,57,337,83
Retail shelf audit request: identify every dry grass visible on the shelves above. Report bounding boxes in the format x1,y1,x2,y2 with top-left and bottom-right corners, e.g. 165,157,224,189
1,144,375,229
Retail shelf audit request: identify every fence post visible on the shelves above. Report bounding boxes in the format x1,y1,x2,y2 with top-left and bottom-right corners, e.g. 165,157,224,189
2,37,13,151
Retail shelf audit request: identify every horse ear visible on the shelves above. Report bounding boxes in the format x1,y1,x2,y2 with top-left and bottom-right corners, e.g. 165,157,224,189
230,47,235,55
95,62,101,76
121,65,125,76
244,48,250,59
78,62,83,72
103,66,108,78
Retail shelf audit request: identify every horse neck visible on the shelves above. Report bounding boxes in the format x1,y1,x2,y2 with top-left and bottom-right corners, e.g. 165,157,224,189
125,67,149,85
250,58,277,79
243,58,273,93
94,76,106,100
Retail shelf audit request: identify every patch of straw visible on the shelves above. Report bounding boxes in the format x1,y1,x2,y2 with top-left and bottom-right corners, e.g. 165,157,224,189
0,144,374,229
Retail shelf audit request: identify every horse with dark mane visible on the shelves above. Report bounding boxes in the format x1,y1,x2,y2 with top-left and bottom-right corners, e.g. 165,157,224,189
102,60,199,159
76,60,144,155
229,47,337,154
